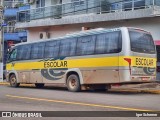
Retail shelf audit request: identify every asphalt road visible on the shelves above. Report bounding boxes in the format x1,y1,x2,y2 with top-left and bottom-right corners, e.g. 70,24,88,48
0,85,160,120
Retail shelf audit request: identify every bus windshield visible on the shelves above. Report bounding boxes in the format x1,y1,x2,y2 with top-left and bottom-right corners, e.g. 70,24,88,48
129,29,155,54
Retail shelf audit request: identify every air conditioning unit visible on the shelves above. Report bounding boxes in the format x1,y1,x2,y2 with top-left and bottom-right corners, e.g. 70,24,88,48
39,32,50,39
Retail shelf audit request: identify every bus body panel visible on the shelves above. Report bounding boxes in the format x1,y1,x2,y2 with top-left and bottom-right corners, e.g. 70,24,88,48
17,71,30,83
30,70,43,84
81,67,119,84
118,27,131,83
79,53,120,84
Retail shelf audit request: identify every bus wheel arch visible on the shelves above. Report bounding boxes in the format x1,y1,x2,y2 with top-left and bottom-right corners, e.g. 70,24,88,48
66,71,81,92
9,73,20,87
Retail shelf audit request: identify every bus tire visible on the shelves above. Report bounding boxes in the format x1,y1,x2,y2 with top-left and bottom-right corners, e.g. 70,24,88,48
35,83,44,88
67,74,81,92
9,74,20,87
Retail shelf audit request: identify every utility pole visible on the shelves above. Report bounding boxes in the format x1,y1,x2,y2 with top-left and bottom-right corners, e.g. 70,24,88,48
0,0,3,82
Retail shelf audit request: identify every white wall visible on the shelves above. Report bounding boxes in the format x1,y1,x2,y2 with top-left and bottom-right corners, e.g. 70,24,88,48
94,17,160,41
27,24,82,41
27,17,160,42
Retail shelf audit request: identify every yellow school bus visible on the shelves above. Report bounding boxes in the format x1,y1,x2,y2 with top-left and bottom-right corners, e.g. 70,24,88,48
6,27,157,92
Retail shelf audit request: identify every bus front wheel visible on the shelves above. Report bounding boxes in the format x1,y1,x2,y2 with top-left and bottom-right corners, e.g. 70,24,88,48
9,74,20,87
67,74,81,92
35,83,44,88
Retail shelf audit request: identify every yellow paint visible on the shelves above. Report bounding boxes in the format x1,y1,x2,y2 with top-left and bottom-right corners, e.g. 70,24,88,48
6,56,156,71
0,82,9,85
6,94,157,112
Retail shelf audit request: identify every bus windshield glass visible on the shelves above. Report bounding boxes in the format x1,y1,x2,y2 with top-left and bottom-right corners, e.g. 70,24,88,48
129,29,155,54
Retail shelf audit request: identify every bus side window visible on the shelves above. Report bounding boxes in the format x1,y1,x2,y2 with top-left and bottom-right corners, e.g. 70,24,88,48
17,46,23,60
59,38,77,57
22,45,31,60
8,49,17,62
107,31,121,53
95,33,106,54
76,35,96,56
31,42,45,59
45,40,60,58
17,45,31,60
95,31,121,54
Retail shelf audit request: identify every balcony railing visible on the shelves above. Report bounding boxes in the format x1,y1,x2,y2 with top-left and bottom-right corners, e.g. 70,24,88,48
4,33,20,41
4,1,24,8
17,0,160,22
18,31,27,37
3,26,27,39
19,5,30,11
3,26,17,33
4,31,27,41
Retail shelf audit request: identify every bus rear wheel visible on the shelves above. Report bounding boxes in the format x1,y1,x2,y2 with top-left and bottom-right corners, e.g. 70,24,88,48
9,74,20,87
67,74,81,92
35,83,44,88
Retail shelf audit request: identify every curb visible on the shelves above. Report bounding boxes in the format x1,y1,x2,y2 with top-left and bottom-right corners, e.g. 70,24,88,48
140,90,160,94
0,82,9,85
110,88,160,94
0,82,34,87
0,82,160,94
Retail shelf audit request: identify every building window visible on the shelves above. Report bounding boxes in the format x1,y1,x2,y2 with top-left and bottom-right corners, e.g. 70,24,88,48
36,0,45,8
72,0,85,6
36,0,45,12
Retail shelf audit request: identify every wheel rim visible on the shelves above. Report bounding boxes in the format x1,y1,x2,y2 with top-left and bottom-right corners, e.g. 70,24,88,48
69,78,77,89
10,77,16,86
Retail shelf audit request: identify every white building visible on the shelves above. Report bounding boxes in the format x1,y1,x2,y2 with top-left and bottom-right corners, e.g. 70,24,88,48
16,0,160,42
16,0,160,79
